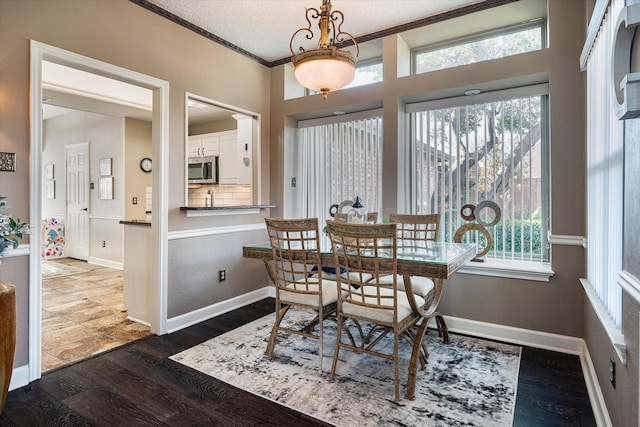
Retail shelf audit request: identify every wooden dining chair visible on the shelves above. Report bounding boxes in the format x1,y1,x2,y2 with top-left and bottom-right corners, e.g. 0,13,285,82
386,213,449,342
264,217,339,374
326,220,429,402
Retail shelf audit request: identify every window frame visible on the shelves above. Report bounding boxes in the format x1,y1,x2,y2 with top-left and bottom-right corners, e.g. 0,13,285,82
291,109,384,248
579,0,626,363
403,84,553,282
411,20,547,75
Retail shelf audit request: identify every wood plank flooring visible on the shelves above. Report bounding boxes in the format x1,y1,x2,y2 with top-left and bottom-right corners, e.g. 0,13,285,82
2,298,596,426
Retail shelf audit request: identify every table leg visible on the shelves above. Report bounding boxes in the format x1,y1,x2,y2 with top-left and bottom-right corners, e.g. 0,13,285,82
405,319,429,400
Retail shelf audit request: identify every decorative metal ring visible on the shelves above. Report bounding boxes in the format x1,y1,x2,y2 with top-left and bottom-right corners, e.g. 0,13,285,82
474,200,501,227
454,223,492,258
460,204,476,221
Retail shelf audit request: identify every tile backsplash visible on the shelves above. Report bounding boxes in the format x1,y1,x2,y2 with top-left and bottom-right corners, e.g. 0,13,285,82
188,185,251,207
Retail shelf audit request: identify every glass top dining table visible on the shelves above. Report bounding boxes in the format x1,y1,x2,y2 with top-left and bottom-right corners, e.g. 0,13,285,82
242,240,476,280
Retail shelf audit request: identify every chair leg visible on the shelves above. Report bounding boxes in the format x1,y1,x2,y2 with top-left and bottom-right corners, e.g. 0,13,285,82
329,315,344,382
318,307,324,374
265,304,290,359
405,320,429,401
394,334,400,403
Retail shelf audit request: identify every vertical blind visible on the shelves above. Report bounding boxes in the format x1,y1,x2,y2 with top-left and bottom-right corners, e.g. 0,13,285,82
585,0,624,329
298,115,383,244
408,91,549,262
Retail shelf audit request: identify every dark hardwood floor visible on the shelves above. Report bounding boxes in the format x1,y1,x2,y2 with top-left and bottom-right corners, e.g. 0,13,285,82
1,298,596,426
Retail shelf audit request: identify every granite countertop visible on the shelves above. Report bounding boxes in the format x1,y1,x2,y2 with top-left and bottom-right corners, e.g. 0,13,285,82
180,204,276,211
119,220,152,226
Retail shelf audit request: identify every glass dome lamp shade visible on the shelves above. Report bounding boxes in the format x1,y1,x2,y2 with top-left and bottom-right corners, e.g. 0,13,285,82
293,48,356,99
289,0,359,100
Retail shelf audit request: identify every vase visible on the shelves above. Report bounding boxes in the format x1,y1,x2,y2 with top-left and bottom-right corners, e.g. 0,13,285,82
0,281,16,415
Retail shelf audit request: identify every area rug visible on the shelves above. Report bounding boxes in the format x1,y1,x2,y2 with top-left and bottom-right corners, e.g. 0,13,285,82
170,308,521,427
42,260,90,279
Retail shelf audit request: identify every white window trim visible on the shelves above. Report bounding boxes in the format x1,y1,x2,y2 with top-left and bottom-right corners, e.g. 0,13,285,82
459,258,554,282
618,270,640,306
580,278,627,364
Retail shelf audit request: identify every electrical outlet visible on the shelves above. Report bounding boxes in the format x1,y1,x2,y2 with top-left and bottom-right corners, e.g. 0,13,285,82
102,240,106,248
291,177,297,187
133,197,138,205
219,269,226,282
609,357,616,388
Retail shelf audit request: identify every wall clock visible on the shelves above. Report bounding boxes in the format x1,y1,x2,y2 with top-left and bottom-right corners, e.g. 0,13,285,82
140,157,152,173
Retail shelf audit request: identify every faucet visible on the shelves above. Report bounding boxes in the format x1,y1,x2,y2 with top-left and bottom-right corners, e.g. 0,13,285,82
207,189,214,207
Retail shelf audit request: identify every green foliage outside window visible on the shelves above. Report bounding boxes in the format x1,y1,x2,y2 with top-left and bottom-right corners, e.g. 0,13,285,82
415,26,542,74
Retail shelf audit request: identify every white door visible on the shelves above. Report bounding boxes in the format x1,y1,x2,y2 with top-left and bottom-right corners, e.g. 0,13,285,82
65,143,90,260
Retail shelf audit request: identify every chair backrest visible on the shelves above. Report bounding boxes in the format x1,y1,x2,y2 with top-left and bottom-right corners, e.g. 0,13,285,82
334,211,378,223
265,217,323,293
326,220,398,315
388,214,440,251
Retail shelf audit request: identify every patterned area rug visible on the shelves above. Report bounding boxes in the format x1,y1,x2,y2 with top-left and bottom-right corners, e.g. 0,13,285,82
42,260,90,279
171,308,521,427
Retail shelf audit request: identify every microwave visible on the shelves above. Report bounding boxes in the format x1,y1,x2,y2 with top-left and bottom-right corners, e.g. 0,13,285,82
188,156,219,184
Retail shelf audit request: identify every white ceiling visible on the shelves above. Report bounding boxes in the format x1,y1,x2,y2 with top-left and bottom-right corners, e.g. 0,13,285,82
143,0,486,63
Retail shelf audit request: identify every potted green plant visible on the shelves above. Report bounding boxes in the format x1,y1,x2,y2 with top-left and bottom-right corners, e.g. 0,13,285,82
0,196,30,261
0,195,30,414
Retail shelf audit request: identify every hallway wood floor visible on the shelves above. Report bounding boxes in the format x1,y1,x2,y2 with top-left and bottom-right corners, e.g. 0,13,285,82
3,298,596,426
41,258,151,371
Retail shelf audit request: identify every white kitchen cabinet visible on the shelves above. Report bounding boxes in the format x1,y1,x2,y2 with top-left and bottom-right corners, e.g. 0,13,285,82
189,129,248,185
219,132,238,185
188,134,219,157
234,115,253,185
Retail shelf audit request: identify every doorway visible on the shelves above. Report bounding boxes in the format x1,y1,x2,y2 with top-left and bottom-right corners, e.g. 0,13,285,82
29,41,169,382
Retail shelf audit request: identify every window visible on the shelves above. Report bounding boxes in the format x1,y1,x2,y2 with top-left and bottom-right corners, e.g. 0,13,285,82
296,113,383,245
414,23,544,74
407,88,549,263
307,58,383,97
344,58,383,89
582,0,624,331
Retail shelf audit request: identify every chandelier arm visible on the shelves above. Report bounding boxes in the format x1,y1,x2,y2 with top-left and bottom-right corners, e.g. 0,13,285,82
289,7,321,55
290,28,314,54
335,31,359,58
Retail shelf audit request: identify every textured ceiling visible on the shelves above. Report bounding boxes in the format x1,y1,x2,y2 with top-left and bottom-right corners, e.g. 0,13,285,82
141,0,486,63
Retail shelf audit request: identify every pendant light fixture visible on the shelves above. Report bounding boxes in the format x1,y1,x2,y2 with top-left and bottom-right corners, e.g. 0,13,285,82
289,0,359,100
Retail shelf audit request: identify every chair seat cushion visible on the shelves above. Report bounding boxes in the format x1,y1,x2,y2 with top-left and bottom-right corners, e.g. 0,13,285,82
342,286,425,323
279,279,339,307
376,274,435,298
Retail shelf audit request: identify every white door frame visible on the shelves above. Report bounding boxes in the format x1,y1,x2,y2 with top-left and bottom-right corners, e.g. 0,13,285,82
29,40,170,381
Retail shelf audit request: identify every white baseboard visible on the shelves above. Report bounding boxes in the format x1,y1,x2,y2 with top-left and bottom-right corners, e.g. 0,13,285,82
580,342,613,427
87,257,123,270
166,286,272,333
8,364,30,391
444,315,584,354
444,315,611,427
126,316,151,327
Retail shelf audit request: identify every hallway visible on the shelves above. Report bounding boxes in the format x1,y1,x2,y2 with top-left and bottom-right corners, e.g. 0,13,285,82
41,258,151,371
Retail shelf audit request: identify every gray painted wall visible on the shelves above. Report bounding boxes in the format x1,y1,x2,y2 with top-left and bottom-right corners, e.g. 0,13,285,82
0,0,271,368
1,1,638,424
